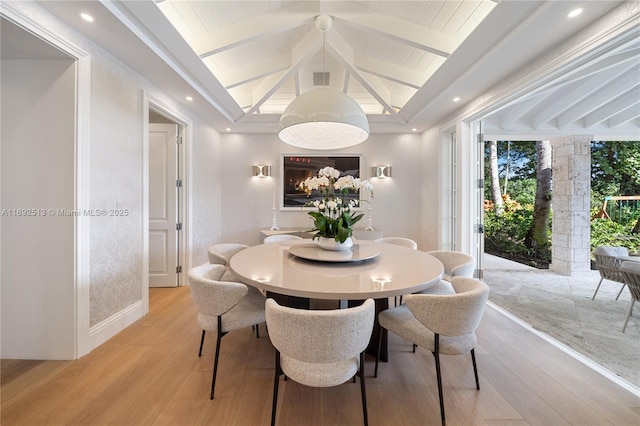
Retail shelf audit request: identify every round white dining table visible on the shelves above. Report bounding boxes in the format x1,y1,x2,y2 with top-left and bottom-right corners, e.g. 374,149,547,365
230,239,444,361
229,239,444,301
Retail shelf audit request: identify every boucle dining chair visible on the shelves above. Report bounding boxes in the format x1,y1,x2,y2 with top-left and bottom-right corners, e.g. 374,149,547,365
263,234,303,243
375,277,490,426
620,260,640,333
207,243,249,282
420,250,475,295
375,237,418,249
375,237,418,305
266,298,375,426
187,263,266,400
592,246,629,301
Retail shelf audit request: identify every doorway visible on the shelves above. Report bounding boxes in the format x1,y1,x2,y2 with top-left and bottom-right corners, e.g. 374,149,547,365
148,109,184,287
0,16,85,359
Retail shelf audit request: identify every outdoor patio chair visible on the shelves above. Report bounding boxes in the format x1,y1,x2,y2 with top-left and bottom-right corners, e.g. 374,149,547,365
592,246,629,300
620,260,640,333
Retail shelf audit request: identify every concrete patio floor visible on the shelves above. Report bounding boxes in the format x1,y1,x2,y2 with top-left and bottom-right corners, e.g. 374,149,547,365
483,254,640,391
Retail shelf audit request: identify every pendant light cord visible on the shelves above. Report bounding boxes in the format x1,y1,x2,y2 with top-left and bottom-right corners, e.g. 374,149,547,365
322,31,327,85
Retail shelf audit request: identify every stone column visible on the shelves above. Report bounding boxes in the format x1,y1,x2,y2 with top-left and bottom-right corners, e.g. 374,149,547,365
550,136,592,275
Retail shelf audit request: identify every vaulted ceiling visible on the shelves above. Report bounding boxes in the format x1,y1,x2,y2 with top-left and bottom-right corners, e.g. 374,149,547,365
30,1,640,139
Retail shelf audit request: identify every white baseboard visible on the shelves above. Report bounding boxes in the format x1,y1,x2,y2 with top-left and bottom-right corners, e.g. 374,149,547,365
88,300,144,351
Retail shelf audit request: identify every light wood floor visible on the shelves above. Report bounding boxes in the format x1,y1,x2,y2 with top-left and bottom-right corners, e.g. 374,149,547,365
2,287,639,425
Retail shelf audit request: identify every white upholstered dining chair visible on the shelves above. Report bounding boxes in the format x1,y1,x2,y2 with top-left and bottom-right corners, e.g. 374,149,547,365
419,250,475,295
375,237,418,305
375,237,418,249
187,263,266,399
375,277,490,426
263,234,303,243
266,298,375,426
207,243,249,281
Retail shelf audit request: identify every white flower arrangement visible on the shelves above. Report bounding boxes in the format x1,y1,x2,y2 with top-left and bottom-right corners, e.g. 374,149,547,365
298,166,374,243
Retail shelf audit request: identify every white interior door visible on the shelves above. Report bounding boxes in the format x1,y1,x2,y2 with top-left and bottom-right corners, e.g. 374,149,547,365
149,123,179,287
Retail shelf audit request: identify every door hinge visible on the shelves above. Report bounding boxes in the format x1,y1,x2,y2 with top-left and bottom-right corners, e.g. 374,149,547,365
477,224,484,233
475,269,483,279
176,136,183,145
176,222,182,231
176,179,182,188
476,133,484,144
176,265,182,274
477,179,484,189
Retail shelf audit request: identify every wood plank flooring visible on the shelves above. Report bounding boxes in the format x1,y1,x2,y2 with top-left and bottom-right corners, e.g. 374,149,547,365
2,286,639,425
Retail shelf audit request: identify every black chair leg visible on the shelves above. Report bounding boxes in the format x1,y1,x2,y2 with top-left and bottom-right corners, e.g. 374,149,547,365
198,330,206,357
374,326,383,378
271,351,282,426
255,323,260,338
358,352,369,426
433,334,445,426
471,348,480,390
211,317,227,400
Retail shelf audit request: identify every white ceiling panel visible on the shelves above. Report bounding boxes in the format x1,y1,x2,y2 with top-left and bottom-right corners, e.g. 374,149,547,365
28,0,640,138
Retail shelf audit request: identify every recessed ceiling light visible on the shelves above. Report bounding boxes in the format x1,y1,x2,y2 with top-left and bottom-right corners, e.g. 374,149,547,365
453,97,461,102
411,128,417,132
567,8,583,18
225,128,231,132
185,96,193,101
80,13,94,22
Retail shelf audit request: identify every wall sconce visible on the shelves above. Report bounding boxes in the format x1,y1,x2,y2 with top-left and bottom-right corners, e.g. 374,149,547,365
252,165,271,178
372,166,392,178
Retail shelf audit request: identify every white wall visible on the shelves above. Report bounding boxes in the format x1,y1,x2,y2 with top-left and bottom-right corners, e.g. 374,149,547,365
1,58,76,359
220,133,426,247
83,47,222,327
420,128,445,251
190,124,223,266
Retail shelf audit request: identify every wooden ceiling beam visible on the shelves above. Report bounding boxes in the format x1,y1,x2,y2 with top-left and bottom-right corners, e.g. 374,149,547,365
584,90,640,128
329,2,454,57
532,59,635,128
326,30,404,122
608,103,640,128
557,71,640,128
193,3,316,58
239,29,322,120
220,53,290,89
354,53,425,89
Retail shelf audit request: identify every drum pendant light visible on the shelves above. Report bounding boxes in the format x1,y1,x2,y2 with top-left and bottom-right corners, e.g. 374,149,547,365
278,15,369,150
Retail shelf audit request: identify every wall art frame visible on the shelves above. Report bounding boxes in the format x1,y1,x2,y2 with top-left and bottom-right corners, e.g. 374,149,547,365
280,154,363,210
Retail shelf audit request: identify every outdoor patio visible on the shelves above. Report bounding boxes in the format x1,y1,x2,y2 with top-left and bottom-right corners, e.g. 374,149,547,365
483,254,639,391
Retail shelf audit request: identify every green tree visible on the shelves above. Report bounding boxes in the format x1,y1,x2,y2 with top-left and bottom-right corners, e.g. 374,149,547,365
591,141,640,196
591,141,640,235
525,141,552,258
488,141,503,214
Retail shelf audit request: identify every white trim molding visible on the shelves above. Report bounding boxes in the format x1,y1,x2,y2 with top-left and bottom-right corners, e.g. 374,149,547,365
89,301,145,350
